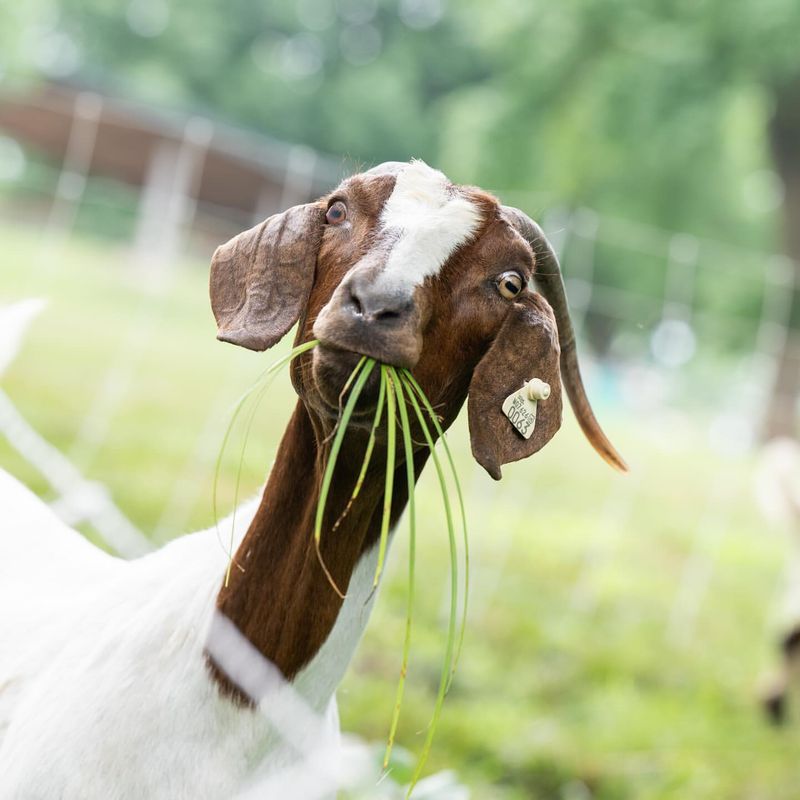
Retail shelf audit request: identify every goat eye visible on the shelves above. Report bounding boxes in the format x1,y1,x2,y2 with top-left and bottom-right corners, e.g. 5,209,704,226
326,201,347,225
497,271,523,299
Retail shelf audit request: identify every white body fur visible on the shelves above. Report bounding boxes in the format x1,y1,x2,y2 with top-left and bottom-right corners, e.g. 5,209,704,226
0,299,47,378
378,160,481,293
0,469,385,798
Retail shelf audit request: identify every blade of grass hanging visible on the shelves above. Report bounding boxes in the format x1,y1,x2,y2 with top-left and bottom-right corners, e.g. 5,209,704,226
383,367,416,770
401,370,469,687
314,357,376,596
372,365,396,588
321,355,367,447
212,339,319,560
213,340,318,543
314,356,372,543
400,377,457,796
224,345,301,585
224,375,271,585
332,369,387,533
339,355,367,410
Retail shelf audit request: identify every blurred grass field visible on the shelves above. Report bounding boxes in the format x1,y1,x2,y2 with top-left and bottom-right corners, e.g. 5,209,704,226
1,224,798,799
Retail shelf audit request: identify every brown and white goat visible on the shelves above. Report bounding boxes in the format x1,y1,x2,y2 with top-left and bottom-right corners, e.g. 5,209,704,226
0,160,624,798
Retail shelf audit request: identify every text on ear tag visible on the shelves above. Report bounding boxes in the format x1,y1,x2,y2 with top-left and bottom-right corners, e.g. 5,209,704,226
501,378,551,440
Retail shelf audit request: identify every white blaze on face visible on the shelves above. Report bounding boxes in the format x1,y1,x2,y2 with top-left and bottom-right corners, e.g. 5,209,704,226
377,159,482,293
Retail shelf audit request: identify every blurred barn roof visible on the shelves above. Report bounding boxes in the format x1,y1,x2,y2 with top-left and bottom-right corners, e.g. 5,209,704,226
0,81,342,210
0,81,344,262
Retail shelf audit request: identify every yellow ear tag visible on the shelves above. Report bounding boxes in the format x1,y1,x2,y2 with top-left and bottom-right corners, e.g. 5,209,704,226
501,378,551,440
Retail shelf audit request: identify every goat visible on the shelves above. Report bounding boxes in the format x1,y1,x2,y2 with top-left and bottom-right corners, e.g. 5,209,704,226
0,159,625,798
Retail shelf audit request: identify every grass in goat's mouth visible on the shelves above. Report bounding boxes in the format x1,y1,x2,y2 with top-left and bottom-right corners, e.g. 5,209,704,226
215,343,468,797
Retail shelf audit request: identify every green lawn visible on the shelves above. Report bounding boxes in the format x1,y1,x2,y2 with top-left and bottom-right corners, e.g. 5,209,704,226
1,224,797,799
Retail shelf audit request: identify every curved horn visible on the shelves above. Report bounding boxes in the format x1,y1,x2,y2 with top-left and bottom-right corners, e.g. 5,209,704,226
502,206,627,472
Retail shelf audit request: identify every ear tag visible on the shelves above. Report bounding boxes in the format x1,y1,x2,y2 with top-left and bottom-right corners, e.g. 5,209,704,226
501,378,551,440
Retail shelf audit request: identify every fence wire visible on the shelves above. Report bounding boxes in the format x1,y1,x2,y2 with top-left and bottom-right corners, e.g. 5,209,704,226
1,119,798,794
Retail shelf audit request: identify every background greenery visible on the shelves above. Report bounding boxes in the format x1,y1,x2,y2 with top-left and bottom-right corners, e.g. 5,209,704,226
2,0,799,392
1,226,797,799
2,0,800,797
2,0,799,244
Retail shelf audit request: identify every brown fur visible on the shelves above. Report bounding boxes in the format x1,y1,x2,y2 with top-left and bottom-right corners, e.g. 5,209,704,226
205,165,615,702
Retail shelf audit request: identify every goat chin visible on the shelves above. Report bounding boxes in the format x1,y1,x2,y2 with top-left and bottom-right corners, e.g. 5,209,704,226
0,468,382,798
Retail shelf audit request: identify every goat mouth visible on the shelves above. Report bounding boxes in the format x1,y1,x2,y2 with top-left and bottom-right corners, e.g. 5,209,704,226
311,309,422,370
311,344,386,420
314,339,419,372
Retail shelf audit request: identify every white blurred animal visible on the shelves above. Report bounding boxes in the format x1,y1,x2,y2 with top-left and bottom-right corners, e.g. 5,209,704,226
0,298,46,378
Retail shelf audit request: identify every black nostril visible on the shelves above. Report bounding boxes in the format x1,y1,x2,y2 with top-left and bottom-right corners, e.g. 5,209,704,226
348,288,363,317
374,308,401,322
343,279,412,324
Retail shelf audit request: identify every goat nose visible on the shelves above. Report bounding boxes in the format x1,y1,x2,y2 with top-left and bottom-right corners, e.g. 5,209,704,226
346,282,412,324
313,273,423,367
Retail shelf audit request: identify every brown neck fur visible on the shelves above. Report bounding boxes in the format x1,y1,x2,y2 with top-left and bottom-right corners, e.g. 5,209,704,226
207,399,426,699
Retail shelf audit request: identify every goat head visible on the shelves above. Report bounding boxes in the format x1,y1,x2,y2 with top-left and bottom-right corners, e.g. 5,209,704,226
210,159,625,479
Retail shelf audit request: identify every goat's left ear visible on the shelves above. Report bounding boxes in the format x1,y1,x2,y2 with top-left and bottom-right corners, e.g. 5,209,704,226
468,293,563,480
210,203,325,351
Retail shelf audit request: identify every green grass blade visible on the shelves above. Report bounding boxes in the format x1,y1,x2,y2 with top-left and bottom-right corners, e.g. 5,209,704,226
212,339,319,562
224,373,273,585
314,357,376,595
400,374,457,796
402,369,469,687
383,367,416,770
339,355,367,410
321,355,366,448
332,367,387,533
373,365,397,588
353,368,387,500
314,355,372,542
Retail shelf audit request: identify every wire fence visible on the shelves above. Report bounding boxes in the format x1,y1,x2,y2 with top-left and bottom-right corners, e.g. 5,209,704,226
1,111,798,795
2,176,793,595
2,120,796,608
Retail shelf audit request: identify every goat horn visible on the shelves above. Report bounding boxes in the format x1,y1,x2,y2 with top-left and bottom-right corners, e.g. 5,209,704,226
502,206,627,472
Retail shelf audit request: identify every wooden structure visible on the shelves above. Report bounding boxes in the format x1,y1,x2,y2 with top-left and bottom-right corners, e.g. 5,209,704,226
0,81,342,263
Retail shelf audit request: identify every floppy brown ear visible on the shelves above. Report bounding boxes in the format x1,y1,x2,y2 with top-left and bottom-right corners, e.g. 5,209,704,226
502,206,626,472
468,293,563,480
210,203,325,351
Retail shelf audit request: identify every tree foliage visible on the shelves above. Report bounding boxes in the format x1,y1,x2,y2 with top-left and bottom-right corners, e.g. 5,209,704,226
429,0,800,371
3,0,799,255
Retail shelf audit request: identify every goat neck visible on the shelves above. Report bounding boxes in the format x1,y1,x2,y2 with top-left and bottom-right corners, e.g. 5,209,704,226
207,398,422,701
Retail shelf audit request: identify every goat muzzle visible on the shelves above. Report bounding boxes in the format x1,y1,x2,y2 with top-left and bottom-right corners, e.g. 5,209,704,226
312,275,423,369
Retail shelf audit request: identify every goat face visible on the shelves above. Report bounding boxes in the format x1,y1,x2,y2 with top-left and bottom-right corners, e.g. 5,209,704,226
210,160,625,478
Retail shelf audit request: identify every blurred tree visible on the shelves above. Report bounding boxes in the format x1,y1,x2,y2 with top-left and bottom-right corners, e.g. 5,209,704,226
0,2,54,78
3,0,800,429
7,0,795,238
35,0,489,165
